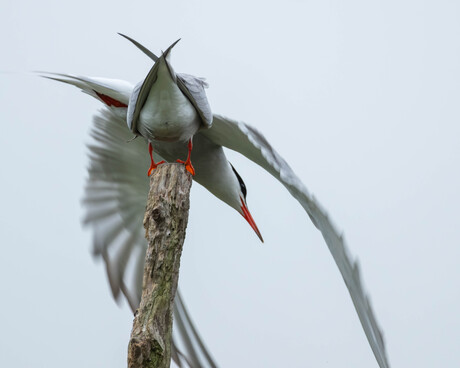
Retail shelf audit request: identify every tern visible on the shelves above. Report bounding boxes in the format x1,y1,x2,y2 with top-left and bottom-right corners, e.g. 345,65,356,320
126,36,212,177
43,34,390,368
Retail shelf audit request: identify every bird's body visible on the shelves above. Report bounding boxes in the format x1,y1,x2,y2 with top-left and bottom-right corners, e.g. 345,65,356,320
135,52,201,142
152,134,244,212
43,35,390,368
122,37,213,176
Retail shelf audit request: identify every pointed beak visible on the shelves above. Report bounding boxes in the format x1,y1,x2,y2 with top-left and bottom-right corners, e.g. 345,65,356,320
240,198,264,243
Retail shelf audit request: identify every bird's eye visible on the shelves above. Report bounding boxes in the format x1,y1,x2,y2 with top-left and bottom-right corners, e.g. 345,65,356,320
230,163,247,199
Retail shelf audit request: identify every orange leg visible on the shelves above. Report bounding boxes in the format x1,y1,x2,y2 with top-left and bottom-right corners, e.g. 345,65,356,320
147,142,165,176
176,139,195,176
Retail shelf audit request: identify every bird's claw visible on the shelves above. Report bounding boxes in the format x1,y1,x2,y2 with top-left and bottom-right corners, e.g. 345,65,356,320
147,160,165,176
147,142,165,176
176,159,195,176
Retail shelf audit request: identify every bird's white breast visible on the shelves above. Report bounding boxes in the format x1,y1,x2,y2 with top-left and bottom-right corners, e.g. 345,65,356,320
138,62,200,142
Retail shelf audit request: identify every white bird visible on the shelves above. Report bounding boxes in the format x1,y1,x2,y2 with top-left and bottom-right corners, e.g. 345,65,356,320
126,36,213,177
43,34,390,368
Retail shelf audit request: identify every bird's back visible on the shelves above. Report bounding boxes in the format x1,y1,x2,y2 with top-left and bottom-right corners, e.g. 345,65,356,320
138,62,201,142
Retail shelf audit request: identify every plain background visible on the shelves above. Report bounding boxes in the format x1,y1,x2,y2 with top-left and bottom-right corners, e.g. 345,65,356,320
1,0,459,367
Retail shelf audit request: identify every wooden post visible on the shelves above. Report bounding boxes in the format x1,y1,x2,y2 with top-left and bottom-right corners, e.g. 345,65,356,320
128,163,192,368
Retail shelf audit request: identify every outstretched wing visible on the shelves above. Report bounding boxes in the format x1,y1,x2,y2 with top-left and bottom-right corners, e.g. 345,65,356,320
43,73,218,368
84,107,218,368
40,73,132,107
203,114,390,368
84,108,150,305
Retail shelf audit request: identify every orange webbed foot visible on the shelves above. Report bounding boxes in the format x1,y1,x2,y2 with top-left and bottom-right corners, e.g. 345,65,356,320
176,159,195,176
147,160,165,176
176,138,195,176
147,142,165,176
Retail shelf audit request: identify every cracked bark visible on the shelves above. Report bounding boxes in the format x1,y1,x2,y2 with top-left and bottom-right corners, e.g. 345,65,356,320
128,163,192,368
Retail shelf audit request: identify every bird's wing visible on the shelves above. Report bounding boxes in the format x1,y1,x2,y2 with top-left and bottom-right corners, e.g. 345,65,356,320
40,72,147,302
177,73,213,128
203,114,390,368
84,107,151,304
86,108,217,368
42,73,218,368
86,107,218,368
40,73,132,107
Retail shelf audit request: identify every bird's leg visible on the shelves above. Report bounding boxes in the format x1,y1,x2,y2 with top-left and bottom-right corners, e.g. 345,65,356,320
147,142,165,176
176,138,195,176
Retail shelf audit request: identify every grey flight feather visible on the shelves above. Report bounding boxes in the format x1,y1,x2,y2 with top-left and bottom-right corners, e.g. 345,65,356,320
203,115,391,368
40,72,132,106
85,107,218,368
42,72,219,367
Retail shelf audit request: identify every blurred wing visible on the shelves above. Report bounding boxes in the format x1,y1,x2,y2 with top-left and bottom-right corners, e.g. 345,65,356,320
42,73,218,367
203,114,390,368
177,73,213,128
173,291,218,368
83,107,151,304
84,107,217,368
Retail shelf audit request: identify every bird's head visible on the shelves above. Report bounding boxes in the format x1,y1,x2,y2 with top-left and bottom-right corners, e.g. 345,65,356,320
230,164,264,243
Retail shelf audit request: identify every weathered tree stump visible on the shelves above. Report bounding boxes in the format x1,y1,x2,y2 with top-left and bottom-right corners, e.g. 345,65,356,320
128,163,192,368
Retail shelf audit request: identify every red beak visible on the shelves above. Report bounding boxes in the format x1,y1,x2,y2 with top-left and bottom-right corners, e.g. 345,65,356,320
240,198,264,242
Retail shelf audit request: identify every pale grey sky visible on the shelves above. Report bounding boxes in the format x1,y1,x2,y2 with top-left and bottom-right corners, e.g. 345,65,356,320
1,0,459,367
